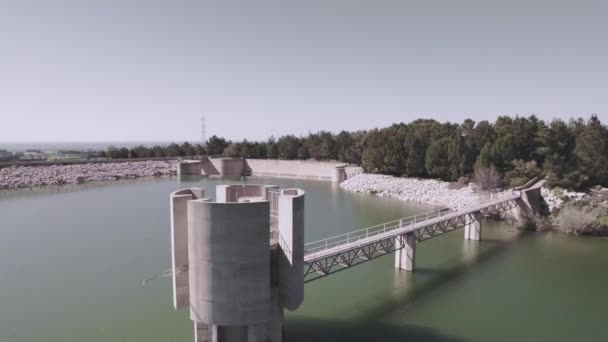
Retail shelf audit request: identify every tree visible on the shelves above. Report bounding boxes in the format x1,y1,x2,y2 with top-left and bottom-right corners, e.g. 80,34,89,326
505,160,542,187
382,128,407,175
335,131,353,162
106,145,121,159
266,137,279,159
223,143,240,158
474,166,503,192
540,119,580,189
151,145,166,157
181,142,195,156
253,142,267,159
360,130,384,172
306,131,336,160
425,138,451,179
277,135,301,159
207,135,228,156
166,143,184,157
406,137,426,177
575,115,608,187
447,133,466,180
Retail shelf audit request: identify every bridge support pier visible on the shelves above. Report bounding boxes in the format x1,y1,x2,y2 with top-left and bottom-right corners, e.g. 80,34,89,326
464,211,482,241
394,232,416,271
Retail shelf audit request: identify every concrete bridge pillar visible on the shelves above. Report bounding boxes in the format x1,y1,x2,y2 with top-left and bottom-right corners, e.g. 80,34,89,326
394,232,416,271
464,211,482,241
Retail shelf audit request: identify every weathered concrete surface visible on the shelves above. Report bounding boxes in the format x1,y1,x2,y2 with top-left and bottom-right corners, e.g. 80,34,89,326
170,188,205,309
210,158,245,177
177,160,204,176
187,200,271,326
394,233,416,271
171,184,305,342
244,159,347,182
464,211,482,241
332,166,347,183
194,322,211,342
277,188,305,311
177,158,244,177
216,184,276,203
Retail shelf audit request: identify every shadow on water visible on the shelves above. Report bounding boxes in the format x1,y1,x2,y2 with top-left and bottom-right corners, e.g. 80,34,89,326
359,230,534,321
285,318,466,342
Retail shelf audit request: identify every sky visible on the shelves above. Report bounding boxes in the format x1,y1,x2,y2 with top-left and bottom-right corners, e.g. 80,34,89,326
1,0,607,143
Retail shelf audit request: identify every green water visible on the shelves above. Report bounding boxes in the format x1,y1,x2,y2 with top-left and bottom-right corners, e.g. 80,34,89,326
0,177,607,342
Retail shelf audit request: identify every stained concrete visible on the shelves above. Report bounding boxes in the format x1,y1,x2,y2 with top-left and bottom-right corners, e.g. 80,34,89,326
170,184,305,342
464,212,482,241
170,188,205,309
394,233,416,271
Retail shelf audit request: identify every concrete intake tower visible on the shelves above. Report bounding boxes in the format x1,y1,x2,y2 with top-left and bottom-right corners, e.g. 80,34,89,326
170,184,305,342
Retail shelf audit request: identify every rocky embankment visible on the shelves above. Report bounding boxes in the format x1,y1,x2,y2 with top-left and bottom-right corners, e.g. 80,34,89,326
0,161,176,190
341,170,508,210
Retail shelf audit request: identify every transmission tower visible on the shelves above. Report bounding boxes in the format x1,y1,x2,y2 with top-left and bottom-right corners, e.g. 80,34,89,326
201,111,207,147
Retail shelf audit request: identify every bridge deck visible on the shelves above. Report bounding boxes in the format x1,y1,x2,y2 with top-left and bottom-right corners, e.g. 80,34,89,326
304,193,520,263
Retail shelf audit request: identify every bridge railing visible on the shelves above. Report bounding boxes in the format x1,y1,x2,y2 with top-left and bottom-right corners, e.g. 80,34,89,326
304,207,452,256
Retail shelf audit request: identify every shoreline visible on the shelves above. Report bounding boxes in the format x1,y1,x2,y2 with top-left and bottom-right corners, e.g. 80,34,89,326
0,160,177,190
1,161,506,212
340,170,510,211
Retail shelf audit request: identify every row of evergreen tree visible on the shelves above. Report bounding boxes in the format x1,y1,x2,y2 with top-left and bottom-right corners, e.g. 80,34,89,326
107,115,608,190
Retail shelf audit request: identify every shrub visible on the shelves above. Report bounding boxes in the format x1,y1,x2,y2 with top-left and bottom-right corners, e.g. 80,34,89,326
505,160,542,188
474,166,503,192
555,204,605,235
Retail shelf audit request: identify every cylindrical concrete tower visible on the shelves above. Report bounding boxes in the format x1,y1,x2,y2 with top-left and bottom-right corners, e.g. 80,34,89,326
187,200,271,325
170,184,306,342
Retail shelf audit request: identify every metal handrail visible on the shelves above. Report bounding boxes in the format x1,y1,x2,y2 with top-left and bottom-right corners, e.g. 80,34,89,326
304,193,523,258
304,207,452,255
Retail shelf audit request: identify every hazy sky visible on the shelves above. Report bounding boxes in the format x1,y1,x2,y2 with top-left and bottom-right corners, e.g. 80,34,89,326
1,1,606,142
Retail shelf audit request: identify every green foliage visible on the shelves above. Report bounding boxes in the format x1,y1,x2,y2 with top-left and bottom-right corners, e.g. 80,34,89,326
405,137,426,177
361,130,385,172
106,145,128,159
223,143,240,158
277,135,301,159
425,138,451,179
475,143,493,169
103,114,608,190
206,135,228,156
505,160,542,187
575,115,608,187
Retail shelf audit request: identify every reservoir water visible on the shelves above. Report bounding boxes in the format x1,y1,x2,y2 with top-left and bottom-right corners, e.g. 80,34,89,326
0,177,607,342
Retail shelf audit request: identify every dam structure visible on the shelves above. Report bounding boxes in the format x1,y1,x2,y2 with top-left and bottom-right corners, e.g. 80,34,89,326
170,184,305,342
175,158,348,183
169,182,542,342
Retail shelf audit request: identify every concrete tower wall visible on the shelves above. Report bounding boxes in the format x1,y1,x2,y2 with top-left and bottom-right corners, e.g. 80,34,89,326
277,189,305,310
170,188,205,309
187,200,271,326
216,184,276,203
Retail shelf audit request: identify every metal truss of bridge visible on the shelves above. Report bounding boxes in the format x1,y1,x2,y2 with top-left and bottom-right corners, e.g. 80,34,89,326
303,194,522,283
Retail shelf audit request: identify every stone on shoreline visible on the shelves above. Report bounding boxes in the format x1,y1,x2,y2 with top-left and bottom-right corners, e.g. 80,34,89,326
0,161,177,190
340,173,508,210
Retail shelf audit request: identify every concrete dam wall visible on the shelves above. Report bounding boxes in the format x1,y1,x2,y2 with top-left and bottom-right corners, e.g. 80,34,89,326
177,158,347,183
245,159,346,182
